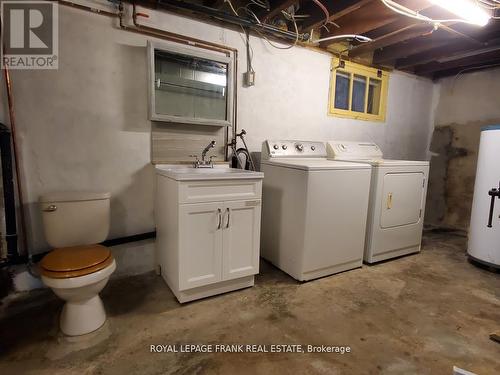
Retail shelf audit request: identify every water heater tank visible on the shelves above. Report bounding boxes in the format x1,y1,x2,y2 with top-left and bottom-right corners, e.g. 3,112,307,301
468,125,500,268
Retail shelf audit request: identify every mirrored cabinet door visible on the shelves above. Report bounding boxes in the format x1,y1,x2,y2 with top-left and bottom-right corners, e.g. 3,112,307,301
148,41,233,127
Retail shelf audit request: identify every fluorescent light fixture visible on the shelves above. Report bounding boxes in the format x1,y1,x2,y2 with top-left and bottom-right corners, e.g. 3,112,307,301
429,0,491,26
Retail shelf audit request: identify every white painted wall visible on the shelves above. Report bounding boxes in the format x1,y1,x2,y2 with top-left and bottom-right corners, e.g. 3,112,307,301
0,2,437,255
435,67,500,126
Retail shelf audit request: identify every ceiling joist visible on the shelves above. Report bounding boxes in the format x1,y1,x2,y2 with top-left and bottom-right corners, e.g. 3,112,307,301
422,50,500,78
372,30,457,64
318,0,432,48
349,22,433,58
157,0,500,79
300,0,375,32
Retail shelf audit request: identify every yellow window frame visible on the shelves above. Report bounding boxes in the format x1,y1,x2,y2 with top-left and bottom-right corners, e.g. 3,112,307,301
328,58,389,122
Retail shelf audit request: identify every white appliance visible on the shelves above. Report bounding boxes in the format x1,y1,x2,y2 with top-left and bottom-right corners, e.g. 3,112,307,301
326,141,429,263
468,125,500,268
260,140,372,281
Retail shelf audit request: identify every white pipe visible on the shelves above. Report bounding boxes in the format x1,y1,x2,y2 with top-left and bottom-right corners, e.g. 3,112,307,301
315,34,373,43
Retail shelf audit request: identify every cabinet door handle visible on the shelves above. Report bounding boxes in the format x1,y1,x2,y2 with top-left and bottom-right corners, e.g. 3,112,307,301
226,208,230,228
387,193,393,209
217,208,222,230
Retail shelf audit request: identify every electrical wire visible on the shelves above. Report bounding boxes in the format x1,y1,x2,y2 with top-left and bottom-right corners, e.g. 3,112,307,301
245,29,255,74
307,0,341,32
247,0,269,10
255,10,299,49
225,0,299,49
224,0,255,75
225,0,239,17
311,0,329,27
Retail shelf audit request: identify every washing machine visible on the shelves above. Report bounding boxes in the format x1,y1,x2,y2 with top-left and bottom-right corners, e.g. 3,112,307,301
468,125,500,268
260,140,372,281
326,141,429,263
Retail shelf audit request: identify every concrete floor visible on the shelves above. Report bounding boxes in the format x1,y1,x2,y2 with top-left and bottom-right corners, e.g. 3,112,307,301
1,232,499,375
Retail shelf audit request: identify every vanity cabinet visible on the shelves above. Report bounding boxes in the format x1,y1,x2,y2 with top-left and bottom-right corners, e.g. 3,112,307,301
155,166,263,303
179,200,261,291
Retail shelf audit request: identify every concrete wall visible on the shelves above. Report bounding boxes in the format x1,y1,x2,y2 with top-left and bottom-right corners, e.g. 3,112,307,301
0,2,437,258
425,67,500,230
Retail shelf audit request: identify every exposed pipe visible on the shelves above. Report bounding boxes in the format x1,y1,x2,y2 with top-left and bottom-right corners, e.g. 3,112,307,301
131,4,234,55
0,124,18,260
2,64,29,260
0,231,158,268
315,34,373,44
2,64,40,276
58,1,237,55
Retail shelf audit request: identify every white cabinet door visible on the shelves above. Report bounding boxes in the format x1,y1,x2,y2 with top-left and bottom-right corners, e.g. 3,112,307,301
381,172,425,229
179,202,223,290
222,200,261,281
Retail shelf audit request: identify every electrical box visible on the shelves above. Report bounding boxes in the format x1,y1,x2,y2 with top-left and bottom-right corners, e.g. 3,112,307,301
244,71,255,87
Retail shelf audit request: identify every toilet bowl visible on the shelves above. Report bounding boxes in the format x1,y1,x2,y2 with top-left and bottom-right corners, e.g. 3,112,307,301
39,192,115,336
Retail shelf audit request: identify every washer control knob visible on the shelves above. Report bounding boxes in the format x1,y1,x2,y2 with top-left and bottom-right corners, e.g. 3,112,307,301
311,145,316,151
296,143,304,152
282,145,287,150
273,144,279,150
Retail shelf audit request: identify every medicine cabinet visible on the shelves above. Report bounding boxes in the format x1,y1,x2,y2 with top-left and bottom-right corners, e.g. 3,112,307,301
148,41,234,127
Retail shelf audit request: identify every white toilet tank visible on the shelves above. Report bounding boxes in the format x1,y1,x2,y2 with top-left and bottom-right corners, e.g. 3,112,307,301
40,192,111,248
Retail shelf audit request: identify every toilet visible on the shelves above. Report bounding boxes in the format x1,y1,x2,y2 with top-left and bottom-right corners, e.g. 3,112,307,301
38,192,116,336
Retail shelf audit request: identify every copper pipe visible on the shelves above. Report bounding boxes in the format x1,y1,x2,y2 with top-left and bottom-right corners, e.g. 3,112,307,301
58,0,234,55
130,3,234,56
2,66,29,256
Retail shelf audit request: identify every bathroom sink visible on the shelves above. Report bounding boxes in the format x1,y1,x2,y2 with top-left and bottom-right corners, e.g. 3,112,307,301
155,164,264,181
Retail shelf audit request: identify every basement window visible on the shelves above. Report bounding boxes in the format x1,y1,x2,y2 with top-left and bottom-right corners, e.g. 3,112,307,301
328,58,389,122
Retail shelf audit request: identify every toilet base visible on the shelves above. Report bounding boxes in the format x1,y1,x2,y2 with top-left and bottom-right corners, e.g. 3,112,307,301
60,295,107,336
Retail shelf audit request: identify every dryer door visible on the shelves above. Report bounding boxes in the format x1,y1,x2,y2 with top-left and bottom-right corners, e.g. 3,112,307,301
381,172,425,228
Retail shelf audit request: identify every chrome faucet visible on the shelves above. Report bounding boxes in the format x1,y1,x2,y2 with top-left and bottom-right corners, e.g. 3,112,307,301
202,140,216,160
191,140,216,168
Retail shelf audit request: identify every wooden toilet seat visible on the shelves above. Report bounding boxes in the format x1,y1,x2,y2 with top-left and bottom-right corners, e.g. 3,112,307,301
40,244,114,279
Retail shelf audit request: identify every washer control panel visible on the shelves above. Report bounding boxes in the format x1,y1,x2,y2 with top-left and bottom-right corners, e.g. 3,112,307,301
263,141,327,159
